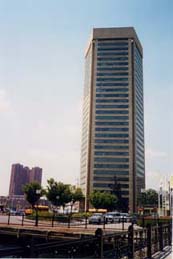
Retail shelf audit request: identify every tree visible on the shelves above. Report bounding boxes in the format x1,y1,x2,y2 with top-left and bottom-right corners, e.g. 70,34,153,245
70,187,84,213
89,191,117,211
23,182,43,208
109,176,124,211
102,192,118,211
139,189,158,207
89,191,103,210
46,178,72,212
23,182,44,226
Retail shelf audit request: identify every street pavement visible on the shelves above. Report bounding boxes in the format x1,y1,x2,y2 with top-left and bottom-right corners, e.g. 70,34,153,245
153,247,172,259
0,215,21,224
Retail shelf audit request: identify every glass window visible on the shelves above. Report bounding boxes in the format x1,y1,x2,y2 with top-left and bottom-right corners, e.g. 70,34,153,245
96,110,129,114
96,99,129,103
96,88,128,93
93,183,129,189
93,176,129,181
94,145,129,150
94,170,129,175
95,121,129,126
94,157,129,162
95,133,128,138
97,78,128,82
98,47,128,51
97,67,128,71
97,52,128,56
96,104,129,109
97,62,128,67
95,116,129,120
96,94,128,98
97,57,128,62
97,72,128,76
97,42,128,47
95,128,128,132
96,83,128,86
95,139,129,144
95,151,129,156
94,164,129,169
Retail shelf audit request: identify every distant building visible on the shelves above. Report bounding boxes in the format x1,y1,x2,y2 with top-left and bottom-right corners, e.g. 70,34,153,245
9,163,42,196
30,167,42,184
0,195,49,210
9,164,27,196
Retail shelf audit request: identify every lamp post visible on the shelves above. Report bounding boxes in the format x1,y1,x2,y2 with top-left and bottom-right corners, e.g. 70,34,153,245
35,189,41,227
56,195,60,213
52,195,60,228
158,183,163,217
170,188,173,217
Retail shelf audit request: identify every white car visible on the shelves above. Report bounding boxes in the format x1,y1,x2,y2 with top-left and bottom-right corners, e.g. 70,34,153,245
88,213,105,224
120,213,131,222
105,212,121,223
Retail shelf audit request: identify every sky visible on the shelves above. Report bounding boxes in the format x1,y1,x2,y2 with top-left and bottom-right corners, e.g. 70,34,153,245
0,0,172,195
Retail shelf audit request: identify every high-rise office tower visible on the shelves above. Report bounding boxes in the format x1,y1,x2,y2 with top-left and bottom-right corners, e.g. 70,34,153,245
80,27,145,212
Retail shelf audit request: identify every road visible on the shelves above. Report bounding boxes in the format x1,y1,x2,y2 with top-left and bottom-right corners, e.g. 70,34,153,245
0,215,36,226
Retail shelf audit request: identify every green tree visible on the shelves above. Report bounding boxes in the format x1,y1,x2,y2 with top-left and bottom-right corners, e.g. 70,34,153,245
139,189,158,207
46,178,72,212
70,187,84,213
89,191,117,211
109,175,123,211
23,182,44,226
23,182,43,208
102,192,118,211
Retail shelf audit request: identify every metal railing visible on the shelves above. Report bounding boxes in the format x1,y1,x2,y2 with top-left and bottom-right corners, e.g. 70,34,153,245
2,213,136,230
0,222,171,258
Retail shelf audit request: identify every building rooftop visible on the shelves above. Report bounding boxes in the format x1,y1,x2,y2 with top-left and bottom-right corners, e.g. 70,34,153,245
85,27,143,57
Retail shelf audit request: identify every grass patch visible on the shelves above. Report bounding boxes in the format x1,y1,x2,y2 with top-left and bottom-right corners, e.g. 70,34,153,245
137,216,171,227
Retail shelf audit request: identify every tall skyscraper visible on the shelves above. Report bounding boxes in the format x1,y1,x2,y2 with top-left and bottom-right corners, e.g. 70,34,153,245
30,167,42,184
9,164,28,196
80,27,145,212
9,164,42,196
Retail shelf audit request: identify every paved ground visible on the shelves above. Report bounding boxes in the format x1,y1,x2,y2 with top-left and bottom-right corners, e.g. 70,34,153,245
153,247,172,259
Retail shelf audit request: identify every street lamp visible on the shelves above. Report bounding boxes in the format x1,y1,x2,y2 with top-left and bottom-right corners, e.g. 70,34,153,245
56,195,60,212
35,189,41,227
170,188,173,217
158,183,163,217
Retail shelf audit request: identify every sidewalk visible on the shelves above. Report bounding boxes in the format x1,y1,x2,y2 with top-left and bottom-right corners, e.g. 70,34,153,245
153,246,172,259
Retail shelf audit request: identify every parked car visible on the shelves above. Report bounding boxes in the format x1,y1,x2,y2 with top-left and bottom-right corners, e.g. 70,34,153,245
120,213,131,222
15,210,25,216
129,213,139,224
105,212,114,223
9,210,17,216
88,213,105,224
105,212,121,223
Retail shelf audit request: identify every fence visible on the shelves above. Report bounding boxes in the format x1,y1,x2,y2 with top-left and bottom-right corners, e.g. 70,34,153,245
0,222,171,258
2,213,137,230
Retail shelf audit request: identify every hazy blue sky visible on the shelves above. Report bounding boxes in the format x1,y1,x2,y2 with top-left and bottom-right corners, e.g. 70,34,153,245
0,0,172,195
